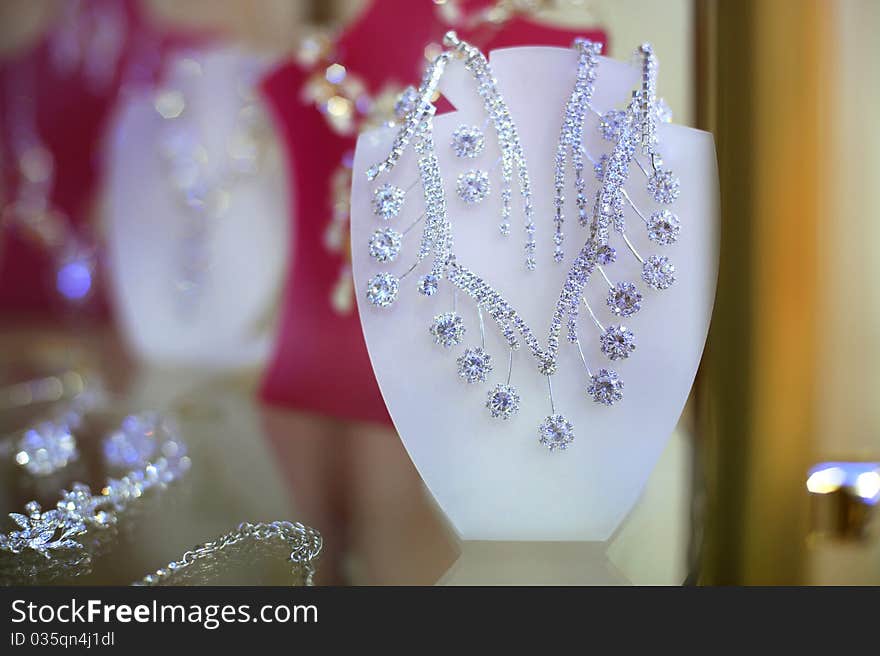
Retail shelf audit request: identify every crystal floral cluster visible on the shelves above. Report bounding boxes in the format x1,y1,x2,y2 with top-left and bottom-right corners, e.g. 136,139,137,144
1,413,189,563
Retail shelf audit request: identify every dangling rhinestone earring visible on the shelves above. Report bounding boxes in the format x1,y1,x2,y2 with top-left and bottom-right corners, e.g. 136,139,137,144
457,169,490,204
551,38,602,263
443,31,537,270
451,125,485,159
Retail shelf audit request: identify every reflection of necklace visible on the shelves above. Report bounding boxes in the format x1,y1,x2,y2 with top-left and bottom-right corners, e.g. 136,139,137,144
153,54,269,314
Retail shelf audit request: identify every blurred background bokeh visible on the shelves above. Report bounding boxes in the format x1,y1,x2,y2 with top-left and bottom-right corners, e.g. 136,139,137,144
0,0,878,585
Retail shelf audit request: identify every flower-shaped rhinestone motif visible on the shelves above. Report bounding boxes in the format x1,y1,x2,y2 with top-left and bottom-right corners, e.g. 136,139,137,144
0,503,86,558
417,274,439,297
646,168,680,204
451,125,485,158
538,414,575,451
600,325,636,361
596,245,617,266
486,384,520,420
588,368,624,405
607,282,642,317
457,347,493,384
456,169,490,204
430,312,465,348
642,255,676,290
366,272,399,308
368,228,402,263
57,483,114,529
598,109,626,141
372,183,405,219
647,210,681,245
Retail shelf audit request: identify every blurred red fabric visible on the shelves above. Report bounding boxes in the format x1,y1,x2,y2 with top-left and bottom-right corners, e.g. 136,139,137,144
0,0,195,319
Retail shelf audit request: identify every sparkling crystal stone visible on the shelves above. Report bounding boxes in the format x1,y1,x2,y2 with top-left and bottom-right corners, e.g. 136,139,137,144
646,168,680,204
372,183,406,219
600,325,636,360
451,125,485,158
594,154,608,181
596,245,617,266
103,414,159,470
368,228,402,263
588,368,624,405
538,414,575,451
647,209,681,245
486,384,520,420
102,477,142,512
642,254,676,289
598,109,626,141
538,356,557,376
457,347,493,384
417,274,439,296
607,281,642,317
366,272,399,308
55,484,100,532
15,421,78,476
456,169,490,204
430,312,465,348
394,86,418,119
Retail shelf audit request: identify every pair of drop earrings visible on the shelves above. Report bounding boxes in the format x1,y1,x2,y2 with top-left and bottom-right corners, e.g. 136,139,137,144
368,121,491,271
363,34,681,452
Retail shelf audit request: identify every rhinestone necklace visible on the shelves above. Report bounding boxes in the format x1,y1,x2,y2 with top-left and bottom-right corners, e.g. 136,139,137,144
364,35,681,451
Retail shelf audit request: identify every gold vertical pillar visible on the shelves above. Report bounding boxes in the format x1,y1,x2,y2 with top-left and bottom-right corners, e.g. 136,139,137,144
697,0,831,584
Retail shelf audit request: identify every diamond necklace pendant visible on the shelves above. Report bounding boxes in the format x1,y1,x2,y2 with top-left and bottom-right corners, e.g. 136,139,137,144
361,36,683,452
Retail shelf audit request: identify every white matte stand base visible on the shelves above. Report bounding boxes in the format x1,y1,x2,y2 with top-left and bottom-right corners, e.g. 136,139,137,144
102,47,289,370
439,541,629,585
439,426,690,585
352,46,718,549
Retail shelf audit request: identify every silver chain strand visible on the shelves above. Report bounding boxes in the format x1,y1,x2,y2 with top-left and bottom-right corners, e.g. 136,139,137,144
133,521,322,586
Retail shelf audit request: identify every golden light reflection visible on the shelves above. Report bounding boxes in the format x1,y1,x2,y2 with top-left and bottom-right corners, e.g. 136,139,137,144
326,95,353,118
806,466,846,494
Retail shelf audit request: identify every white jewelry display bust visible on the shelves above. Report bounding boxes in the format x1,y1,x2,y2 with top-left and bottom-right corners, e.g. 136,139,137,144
102,47,290,369
351,46,719,545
